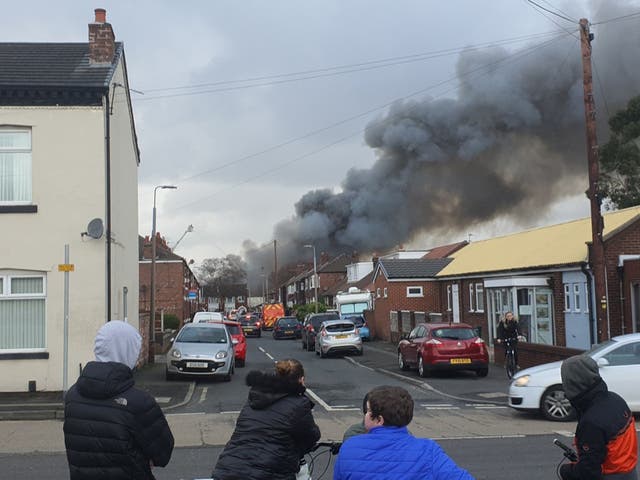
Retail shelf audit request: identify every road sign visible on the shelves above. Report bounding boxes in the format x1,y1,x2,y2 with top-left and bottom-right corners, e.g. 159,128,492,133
58,264,74,272
188,290,197,299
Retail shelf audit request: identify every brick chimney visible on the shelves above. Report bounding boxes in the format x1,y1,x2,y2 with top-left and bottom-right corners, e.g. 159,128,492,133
88,8,115,64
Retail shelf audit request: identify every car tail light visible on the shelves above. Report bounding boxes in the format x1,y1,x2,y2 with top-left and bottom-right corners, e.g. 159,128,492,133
256,322,261,327
425,338,442,345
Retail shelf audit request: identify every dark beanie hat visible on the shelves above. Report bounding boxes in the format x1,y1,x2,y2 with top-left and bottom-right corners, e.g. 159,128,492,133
561,355,601,401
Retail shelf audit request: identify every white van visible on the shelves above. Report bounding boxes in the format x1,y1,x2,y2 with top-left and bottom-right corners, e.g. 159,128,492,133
193,311,225,323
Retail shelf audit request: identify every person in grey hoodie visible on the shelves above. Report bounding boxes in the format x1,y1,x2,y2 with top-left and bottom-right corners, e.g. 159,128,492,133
559,354,638,480
63,320,174,480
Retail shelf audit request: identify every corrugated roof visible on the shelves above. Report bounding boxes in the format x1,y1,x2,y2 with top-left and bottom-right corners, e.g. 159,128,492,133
438,206,640,277
378,258,452,279
0,43,121,88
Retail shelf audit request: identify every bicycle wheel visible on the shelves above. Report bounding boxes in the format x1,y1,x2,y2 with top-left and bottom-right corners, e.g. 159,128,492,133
505,350,516,379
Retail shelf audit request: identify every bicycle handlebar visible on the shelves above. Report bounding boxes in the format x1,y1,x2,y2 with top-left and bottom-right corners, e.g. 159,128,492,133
553,438,578,462
311,441,342,454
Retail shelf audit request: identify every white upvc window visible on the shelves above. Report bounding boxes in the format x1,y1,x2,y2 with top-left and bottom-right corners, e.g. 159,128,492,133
573,283,581,312
407,286,423,298
469,284,475,312
0,128,32,204
475,283,485,312
447,285,452,311
564,284,571,311
0,273,46,351
584,283,589,313
383,287,388,298
376,288,381,298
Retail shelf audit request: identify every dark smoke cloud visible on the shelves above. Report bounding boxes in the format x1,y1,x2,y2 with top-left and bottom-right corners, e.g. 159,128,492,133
245,1,640,279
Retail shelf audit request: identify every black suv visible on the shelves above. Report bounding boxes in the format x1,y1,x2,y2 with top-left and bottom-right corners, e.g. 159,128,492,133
301,312,340,351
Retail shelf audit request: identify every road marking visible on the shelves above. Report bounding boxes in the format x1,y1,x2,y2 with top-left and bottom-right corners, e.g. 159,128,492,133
344,356,374,371
472,405,508,409
554,430,575,437
220,411,241,414
304,388,360,411
163,381,196,411
421,403,453,407
199,387,208,404
166,412,205,417
478,392,508,398
155,397,172,404
258,346,275,361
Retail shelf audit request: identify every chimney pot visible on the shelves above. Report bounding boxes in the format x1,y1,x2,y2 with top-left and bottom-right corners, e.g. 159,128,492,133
94,8,106,23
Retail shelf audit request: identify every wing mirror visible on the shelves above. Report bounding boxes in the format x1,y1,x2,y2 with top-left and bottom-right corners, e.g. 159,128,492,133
232,338,239,345
596,357,609,367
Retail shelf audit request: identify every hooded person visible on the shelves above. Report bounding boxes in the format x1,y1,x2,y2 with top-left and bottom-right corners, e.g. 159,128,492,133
63,320,174,480
212,358,321,480
559,355,638,480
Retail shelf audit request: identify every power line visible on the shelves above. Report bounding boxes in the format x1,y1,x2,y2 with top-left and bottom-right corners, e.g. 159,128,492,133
523,0,579,39
170,32,573,212
592,11,640,26
131,30,566,102
525,0,577,24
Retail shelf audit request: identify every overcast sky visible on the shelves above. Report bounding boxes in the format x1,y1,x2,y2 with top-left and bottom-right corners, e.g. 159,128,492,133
3,1,639,273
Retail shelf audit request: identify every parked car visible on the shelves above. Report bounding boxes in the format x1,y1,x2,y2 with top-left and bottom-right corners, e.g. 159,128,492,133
166,322,234,381
273,316,301,340
509,333,640,421
240,314,262,337
224,320,246,367
397,322,489,378
345,314,370,341
315,319,363,358
301,312,340,351
193,311,225,323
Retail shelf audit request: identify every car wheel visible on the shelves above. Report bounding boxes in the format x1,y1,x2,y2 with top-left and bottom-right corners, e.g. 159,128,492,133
541,385,575,421
398,351,409,371
418,356,431,378
165,367,176,381
356,348,363,356
476,367,489,378
302,337,307,349
319,346,326,358
236,359,245,368
257,331,261,338
307,338,315,351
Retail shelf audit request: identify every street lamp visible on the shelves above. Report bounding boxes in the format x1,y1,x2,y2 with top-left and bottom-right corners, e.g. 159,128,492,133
304,244,318,313
149,184,177,363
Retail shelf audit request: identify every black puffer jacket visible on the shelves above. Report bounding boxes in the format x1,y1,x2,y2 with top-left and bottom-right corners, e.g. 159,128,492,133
64,361,174,480
212,370,321,480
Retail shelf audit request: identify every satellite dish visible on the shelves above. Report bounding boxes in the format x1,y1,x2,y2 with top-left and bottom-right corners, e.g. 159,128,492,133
85,218,104,239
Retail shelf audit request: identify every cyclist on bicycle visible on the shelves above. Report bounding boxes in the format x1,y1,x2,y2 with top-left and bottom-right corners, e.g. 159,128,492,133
496,311,521,368
212,359,320,480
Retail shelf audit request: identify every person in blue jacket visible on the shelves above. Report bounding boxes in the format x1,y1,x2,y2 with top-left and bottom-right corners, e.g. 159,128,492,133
334,385,475,480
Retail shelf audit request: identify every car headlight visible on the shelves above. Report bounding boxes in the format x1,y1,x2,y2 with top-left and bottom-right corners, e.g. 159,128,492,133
513,375,530,387
215,351,228,359
171,349,181,359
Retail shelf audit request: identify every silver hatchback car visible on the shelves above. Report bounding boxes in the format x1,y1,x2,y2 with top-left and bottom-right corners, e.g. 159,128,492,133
166,322,235,381
315,319,363,358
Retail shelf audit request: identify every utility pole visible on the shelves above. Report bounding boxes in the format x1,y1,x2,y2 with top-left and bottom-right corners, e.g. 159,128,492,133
273,240,278,302
579,18,607,342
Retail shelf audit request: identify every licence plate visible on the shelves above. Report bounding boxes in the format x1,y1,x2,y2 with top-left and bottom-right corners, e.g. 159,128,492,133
335,334,348,339
450,358,471,364
186,361,208,368
285,330,294,334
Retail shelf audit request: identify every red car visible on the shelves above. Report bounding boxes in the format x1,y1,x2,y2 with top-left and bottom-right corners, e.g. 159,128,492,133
397,322,488,377
224,320,247,367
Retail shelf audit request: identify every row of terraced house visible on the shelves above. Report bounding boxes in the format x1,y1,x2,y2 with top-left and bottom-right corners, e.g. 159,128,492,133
277,207,640,368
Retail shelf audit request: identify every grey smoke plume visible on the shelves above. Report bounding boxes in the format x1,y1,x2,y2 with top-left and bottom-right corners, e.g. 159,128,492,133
245,2,640,278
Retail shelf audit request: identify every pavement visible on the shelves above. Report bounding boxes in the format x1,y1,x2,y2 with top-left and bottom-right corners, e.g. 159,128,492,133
0,339,510,421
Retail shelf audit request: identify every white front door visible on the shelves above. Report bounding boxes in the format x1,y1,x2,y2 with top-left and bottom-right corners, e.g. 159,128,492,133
452,284,460,323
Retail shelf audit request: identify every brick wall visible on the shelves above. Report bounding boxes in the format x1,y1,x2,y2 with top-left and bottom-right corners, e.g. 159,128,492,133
604,218,640,337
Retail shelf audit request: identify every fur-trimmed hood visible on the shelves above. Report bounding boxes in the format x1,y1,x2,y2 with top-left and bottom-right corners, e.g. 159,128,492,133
245,370,307,410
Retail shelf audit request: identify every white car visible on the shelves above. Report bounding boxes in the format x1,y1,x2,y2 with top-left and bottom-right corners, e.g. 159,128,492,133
193,311,225,323
509,333,640,421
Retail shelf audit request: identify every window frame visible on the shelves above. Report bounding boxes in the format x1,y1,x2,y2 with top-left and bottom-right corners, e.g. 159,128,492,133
447,285,452,311
573,283,581,312
0,272,47,353
564,284,571,312
0,127,33,206
376,287,381,298
469,283,475,312
406,286,423,298
383,287,388,298
475,283,485,312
